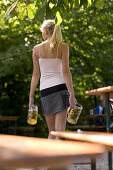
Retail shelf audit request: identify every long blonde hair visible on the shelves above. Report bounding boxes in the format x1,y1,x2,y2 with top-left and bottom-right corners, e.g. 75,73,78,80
40,19,62,50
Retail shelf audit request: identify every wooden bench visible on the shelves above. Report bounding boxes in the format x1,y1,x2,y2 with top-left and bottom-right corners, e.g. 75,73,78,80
8,126,36,136
67,125,106,131
79,114,113,119
67,114,113,132
0,116,19,135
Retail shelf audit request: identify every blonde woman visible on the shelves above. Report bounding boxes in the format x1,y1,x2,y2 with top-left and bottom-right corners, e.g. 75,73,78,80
29,20,77,139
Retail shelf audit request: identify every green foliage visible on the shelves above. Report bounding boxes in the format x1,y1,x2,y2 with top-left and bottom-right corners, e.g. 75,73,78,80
0,0,113,137
56,11,62,25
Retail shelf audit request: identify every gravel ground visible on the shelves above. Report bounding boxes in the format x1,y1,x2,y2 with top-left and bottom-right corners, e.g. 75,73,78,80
67,152,110,170
2,152,112,170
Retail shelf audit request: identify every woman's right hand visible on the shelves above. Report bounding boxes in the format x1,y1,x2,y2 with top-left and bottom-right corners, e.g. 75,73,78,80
29,96,34,108
69,95,77,109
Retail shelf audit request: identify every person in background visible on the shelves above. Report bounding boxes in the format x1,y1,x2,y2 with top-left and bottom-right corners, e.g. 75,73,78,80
29,20,77,139
95,100,105,126
109,99,113,128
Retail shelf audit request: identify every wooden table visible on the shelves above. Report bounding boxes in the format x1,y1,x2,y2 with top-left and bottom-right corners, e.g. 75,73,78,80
85,86,113,170
0,134,104,169
86,85,113,132
51,131,113,151
51,131,113,170
0,116,19,135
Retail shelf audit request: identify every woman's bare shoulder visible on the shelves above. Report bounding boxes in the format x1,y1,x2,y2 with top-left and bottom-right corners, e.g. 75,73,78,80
60,42,69,49
32,44,41,58
33,44,39,51
33,42,44,50
33,42,46,53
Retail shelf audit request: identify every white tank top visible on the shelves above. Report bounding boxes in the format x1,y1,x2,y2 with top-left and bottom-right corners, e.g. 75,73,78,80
38,46,65,91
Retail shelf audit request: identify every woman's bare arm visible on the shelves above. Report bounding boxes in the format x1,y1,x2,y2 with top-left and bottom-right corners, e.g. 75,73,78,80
62,43,75,96
62,43,77,108
29,46,40,106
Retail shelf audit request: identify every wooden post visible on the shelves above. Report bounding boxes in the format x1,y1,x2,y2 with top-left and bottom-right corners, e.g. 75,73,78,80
105,93,112,170
105,93,110,132
91,157,96,170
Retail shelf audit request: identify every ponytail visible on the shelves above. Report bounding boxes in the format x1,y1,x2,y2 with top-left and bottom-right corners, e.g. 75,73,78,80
50,24,62,50
40,20,62,50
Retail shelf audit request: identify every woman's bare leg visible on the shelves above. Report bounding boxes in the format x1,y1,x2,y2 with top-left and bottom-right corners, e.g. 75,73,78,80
45,113,56,139
55,109,67,139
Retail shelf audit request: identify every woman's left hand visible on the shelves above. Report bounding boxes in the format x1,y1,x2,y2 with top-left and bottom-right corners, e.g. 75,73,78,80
29,96,34,108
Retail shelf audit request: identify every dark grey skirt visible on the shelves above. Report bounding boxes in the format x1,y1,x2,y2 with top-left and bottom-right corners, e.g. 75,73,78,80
40,83,70,116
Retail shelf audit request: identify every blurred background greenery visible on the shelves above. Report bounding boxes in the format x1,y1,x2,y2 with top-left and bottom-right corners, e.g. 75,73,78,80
0,0,113,137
